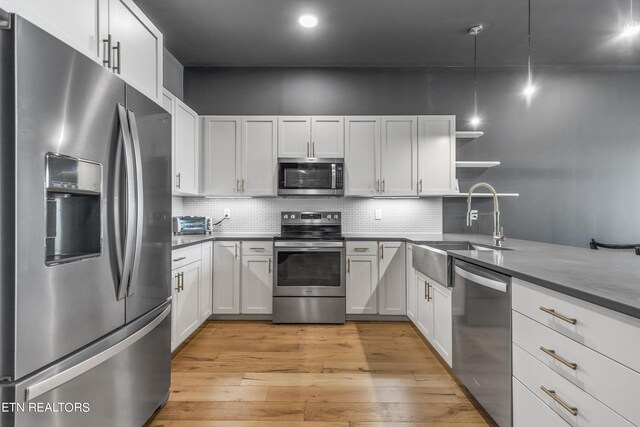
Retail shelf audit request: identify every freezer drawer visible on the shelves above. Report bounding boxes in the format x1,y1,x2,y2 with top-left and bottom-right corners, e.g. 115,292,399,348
1,303,171,427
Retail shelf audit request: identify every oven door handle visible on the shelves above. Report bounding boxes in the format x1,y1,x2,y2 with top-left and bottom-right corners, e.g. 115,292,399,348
274,242,345,248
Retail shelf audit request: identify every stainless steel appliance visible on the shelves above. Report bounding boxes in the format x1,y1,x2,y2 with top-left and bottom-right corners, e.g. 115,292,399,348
0,13,171,427
277,158,344,196
173,216,213,235
273,212,346,323
452,259,512,427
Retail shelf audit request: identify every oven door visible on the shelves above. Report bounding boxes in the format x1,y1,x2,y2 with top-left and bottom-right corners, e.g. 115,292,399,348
278,159,343,196
274,242,346,297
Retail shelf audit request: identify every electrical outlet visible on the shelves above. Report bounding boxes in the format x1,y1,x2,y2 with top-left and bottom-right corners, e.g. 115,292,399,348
224,209,231,218
375,209,382,220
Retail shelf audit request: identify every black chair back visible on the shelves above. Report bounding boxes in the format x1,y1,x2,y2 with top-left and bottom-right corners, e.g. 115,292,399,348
590,239,640,255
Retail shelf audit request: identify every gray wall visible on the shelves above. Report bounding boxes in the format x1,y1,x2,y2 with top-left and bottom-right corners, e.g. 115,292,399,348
163,49,184,99
184,67,640,248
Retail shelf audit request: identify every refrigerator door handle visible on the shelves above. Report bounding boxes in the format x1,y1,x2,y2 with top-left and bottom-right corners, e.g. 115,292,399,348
126,109,145,297
116,104,136,300
24,305,171,401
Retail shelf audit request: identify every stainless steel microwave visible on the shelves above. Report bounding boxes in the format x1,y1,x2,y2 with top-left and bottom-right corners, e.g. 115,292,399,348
278,158,344,196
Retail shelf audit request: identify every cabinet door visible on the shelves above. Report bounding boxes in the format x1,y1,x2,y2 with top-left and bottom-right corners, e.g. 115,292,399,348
406,244,417,323
311,116,344,158
380,116,418,196
431,281,452,366
200,242,213,322
108,0,163,103
175,261,201,347
344,117,381,196
242,116,277,196
346,256,379,314
241,255,273,314
213,241,241,314
1,0,102,62
173,98,199,195
162,89,174,113
417,115,456,195
202,116,241,196
416,273,433,339
378,242,406,315
278,116,311,158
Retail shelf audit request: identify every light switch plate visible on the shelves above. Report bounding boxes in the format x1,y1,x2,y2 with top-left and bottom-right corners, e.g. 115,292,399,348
375,209,382,220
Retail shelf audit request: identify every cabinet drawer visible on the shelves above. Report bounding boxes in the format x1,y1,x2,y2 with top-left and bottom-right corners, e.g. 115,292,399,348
172,245,202,270
513,344,633,427
241,241,273,256
513,311,640,426
346,241,378,256
513,377,570,427
512,278,640,373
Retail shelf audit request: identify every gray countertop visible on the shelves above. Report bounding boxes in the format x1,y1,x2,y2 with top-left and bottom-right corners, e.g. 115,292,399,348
172,231,640,319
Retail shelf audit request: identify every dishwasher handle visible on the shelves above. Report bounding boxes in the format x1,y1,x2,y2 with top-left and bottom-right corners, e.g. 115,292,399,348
454,265,508,293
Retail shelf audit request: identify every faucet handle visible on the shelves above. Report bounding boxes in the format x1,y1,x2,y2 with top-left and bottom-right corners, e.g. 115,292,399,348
499,226,506,240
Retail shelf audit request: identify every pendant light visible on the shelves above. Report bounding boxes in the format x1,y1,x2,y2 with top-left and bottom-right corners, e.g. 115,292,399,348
523,0,536,99
468,25,483,128
621,0,640,37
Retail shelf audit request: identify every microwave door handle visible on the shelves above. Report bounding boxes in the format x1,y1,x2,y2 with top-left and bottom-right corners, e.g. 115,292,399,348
331,164,336,189
116,105,136,300
126,110,145,297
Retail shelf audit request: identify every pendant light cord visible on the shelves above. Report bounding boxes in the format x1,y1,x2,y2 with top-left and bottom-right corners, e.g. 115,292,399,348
473,33,478,118
527,0,532,84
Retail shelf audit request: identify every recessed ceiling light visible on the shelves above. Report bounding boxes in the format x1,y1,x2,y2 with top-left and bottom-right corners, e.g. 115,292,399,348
299,14,318,28
621,22,640,37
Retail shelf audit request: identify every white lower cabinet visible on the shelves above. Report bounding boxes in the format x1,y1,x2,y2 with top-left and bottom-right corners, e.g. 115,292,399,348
171,260,201,352
406,244,417,322
513,377,570,427
212,241,241,314
413,271,452,366
378,242,406,315
241,254,273,314
346,255,379,314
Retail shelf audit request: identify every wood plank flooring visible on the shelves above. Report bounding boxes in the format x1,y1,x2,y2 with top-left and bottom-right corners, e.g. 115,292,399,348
147,321,491,427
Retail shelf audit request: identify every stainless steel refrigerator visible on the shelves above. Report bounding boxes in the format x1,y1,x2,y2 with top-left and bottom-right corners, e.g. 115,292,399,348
0,12,172,427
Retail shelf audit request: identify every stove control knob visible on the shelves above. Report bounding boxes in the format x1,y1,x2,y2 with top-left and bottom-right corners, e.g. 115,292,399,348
326,214,331,219
334,215,339,219
284,215,289,219
291,214,296,219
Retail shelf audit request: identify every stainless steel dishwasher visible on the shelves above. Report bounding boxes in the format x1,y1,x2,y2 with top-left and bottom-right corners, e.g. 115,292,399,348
452,259,512,427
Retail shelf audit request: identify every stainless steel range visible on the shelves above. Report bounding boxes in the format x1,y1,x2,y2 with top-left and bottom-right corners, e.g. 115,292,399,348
273,212,346,324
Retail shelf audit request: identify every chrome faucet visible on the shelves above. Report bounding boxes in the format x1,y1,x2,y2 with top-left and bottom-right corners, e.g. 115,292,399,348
466,182,506,247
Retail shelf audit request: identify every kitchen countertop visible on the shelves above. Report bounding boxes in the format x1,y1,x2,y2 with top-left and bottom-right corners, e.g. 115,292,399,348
172,231,640,319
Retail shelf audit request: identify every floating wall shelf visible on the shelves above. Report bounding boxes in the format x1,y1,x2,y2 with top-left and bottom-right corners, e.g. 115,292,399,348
456,131,484,139
456,161,500,168
443,192,519,198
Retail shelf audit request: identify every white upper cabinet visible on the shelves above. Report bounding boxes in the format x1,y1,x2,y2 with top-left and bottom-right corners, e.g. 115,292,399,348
278,116,311,158
380,116,418,196
0,0,164,104
311,116,344,158
0,0,102,61
106,0,163,103
344,117,381,196
241,116,277,196
417,115,456,195
173,97,199,195
202,116,242,196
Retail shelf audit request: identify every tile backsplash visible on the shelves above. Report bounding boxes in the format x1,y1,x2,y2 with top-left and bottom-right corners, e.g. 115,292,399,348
177,197,443,234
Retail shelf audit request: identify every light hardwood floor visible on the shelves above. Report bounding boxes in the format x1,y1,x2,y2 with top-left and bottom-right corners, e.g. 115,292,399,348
147,321,491,427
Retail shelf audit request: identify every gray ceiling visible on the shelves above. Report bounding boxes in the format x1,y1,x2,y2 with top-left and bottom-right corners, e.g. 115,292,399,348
134,0,640,67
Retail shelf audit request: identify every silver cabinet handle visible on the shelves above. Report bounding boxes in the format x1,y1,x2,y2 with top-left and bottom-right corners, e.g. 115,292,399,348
347,258,351,274
540,386,578,416
268,258,272,273
175,273,181,292
353,248,369,252
180,272,184,292
312,142,315,157
112,41,121,74
176,173,181,189
419,178,423,194
382,179,385,192
102,34,112,68
376,179,380,193
250,247,265,252
424,280,428,300
235,243,238,258
380,244,384,260
236,178,240,193
540,307,577,325
173,256,186,262
307,142,310,157
25,306,171,401
540,347,578,370
241,179,245,193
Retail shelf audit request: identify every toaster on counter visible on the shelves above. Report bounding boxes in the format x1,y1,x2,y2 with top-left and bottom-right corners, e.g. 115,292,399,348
172,216,212,235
